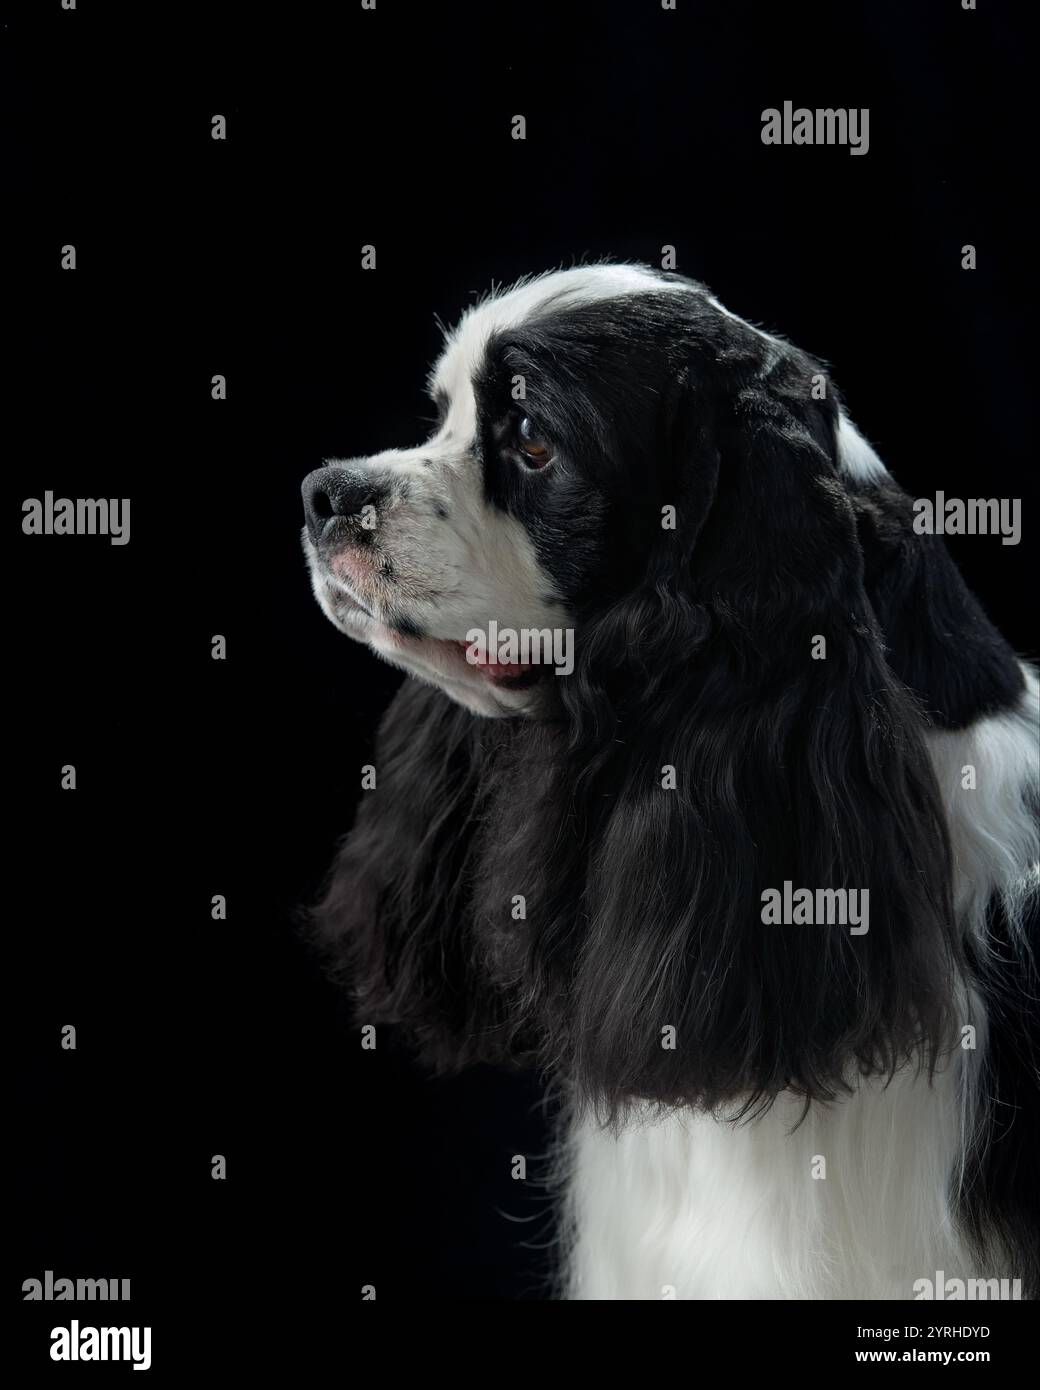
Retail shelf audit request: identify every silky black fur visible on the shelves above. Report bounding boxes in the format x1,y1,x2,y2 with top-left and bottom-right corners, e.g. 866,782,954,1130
850,480,1025,729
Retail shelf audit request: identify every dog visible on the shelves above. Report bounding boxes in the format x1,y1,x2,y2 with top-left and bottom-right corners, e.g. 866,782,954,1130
301,264,1039,1299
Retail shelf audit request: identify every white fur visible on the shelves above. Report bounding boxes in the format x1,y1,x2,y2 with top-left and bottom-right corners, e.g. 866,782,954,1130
568,1061,977,1300
926,665,1040,939
432,264,684,416
566,670,1038,1300
836,411,889,483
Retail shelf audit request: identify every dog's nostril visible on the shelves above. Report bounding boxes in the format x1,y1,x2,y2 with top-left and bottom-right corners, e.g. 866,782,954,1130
310,488,334,522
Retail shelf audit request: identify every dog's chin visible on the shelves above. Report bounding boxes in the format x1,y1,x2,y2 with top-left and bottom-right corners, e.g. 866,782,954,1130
306,557,546,719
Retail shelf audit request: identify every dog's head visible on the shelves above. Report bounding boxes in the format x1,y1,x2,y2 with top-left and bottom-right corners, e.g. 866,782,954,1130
307,265,1023,1116
303,263,879,717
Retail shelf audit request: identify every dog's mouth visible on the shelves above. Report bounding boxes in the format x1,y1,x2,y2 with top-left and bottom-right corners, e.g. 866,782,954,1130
323,575,538,687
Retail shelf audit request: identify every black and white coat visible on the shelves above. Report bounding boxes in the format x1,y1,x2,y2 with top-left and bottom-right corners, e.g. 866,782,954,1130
302,265,1038,1300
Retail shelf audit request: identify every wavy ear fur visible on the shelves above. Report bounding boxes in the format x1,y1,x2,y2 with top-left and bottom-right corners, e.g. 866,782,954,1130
523,345,963,1116
308,677,526,1072
311,323,963,1118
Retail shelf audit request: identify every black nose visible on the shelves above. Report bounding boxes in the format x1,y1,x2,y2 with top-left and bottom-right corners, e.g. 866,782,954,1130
301,466,381,544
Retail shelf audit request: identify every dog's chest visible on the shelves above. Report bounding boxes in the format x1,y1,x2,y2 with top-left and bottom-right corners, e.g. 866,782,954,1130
565,1065,977,1300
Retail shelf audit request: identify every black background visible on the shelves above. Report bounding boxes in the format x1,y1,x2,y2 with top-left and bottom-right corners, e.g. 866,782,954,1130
11,0,1035,1366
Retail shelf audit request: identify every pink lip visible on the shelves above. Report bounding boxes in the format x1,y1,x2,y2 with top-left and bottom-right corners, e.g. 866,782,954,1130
451,641,530,681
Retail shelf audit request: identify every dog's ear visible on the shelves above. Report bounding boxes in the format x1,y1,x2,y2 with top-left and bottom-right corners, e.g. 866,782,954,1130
545,352,963,1117
307,678,526,1072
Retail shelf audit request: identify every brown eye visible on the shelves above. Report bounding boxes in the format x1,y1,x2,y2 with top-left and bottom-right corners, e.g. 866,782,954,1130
516,415,554,469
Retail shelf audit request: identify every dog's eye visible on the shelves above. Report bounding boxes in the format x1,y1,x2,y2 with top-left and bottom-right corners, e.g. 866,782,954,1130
515,416,554,469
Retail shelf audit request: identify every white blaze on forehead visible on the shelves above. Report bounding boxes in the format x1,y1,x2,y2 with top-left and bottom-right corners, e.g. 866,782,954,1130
430,264,689,424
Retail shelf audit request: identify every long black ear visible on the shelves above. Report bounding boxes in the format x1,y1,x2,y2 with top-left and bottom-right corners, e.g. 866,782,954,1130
307,677,528,1072
539,347,964,1118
